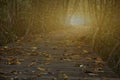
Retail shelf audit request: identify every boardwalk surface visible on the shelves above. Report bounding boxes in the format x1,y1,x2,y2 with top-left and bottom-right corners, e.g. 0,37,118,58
0,29,119,80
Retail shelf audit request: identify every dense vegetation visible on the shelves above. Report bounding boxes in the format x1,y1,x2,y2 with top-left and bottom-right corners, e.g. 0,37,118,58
0,0,120,75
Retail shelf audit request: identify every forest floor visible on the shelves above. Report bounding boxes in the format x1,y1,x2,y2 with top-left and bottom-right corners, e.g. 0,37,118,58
0,28,120,80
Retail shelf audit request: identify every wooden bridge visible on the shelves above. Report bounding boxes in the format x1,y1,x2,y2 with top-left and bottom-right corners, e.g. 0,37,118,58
0,30,119,80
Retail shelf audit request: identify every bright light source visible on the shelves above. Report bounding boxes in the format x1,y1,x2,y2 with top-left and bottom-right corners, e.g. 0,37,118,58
70,16,85,26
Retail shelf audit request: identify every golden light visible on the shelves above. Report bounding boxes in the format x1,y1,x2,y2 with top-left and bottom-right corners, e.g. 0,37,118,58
70,16,85,26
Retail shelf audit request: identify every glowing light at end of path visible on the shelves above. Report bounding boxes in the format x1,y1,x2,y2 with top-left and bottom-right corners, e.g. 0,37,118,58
70,16,85,26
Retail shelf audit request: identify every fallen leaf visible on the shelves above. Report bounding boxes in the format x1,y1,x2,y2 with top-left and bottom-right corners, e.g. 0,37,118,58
6,57,21,65
28,62,36,67
32,47,38,50
83,50,88,53
63,73,69,80
45,61,50,65
88,73,98,76
16,40,21,43
8,60,21,65
16,60,21,65
19,59,24,62
4,46,8,49
7,56,17,61
79,64,84,68
95,57,104,67
37,67,45,71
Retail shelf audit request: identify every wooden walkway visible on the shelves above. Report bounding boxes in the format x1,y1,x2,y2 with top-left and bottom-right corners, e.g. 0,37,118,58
0,30,119,80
